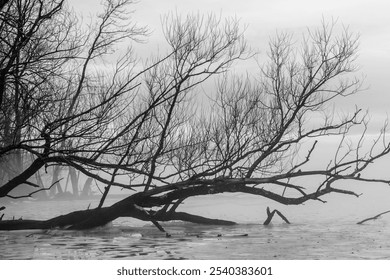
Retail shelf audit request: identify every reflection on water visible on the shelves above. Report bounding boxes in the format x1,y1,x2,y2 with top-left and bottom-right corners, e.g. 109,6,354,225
1,195,390,260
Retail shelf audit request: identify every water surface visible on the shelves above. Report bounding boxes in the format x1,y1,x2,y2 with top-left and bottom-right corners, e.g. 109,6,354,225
1,194,389,259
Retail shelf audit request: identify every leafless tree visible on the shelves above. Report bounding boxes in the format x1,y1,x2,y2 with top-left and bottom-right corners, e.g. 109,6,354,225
0,2,389,231
0,0,71,196
0,0,147,198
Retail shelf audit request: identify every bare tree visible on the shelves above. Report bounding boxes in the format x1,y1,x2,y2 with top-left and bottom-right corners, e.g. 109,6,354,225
0,0,147,198
0,0,71,196
0,3,389,231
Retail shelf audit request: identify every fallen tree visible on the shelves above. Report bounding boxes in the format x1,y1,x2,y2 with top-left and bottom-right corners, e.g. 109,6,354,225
1,1,390,232
0,175,382,231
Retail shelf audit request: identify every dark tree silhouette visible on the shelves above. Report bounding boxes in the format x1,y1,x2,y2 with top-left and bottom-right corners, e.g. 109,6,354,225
1,1,389,231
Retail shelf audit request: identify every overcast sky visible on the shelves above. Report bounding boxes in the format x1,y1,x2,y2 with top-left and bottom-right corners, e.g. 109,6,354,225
65,0,390,208
70,0,390,125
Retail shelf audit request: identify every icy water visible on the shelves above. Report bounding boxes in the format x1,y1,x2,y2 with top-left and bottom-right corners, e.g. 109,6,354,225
1,193,390,259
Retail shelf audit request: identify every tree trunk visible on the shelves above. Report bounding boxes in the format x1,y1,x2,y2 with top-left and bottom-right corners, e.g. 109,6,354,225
69,167,79,198
50,166,63,196
33,170,48,200
81,177,93,197
0,191,236,231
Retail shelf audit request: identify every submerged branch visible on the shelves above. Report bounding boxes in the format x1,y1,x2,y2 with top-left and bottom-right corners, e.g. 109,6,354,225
263,207,291,225
357,210,390,225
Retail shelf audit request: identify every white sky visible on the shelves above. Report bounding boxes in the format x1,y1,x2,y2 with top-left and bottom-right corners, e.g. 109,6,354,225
69,0,390,123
